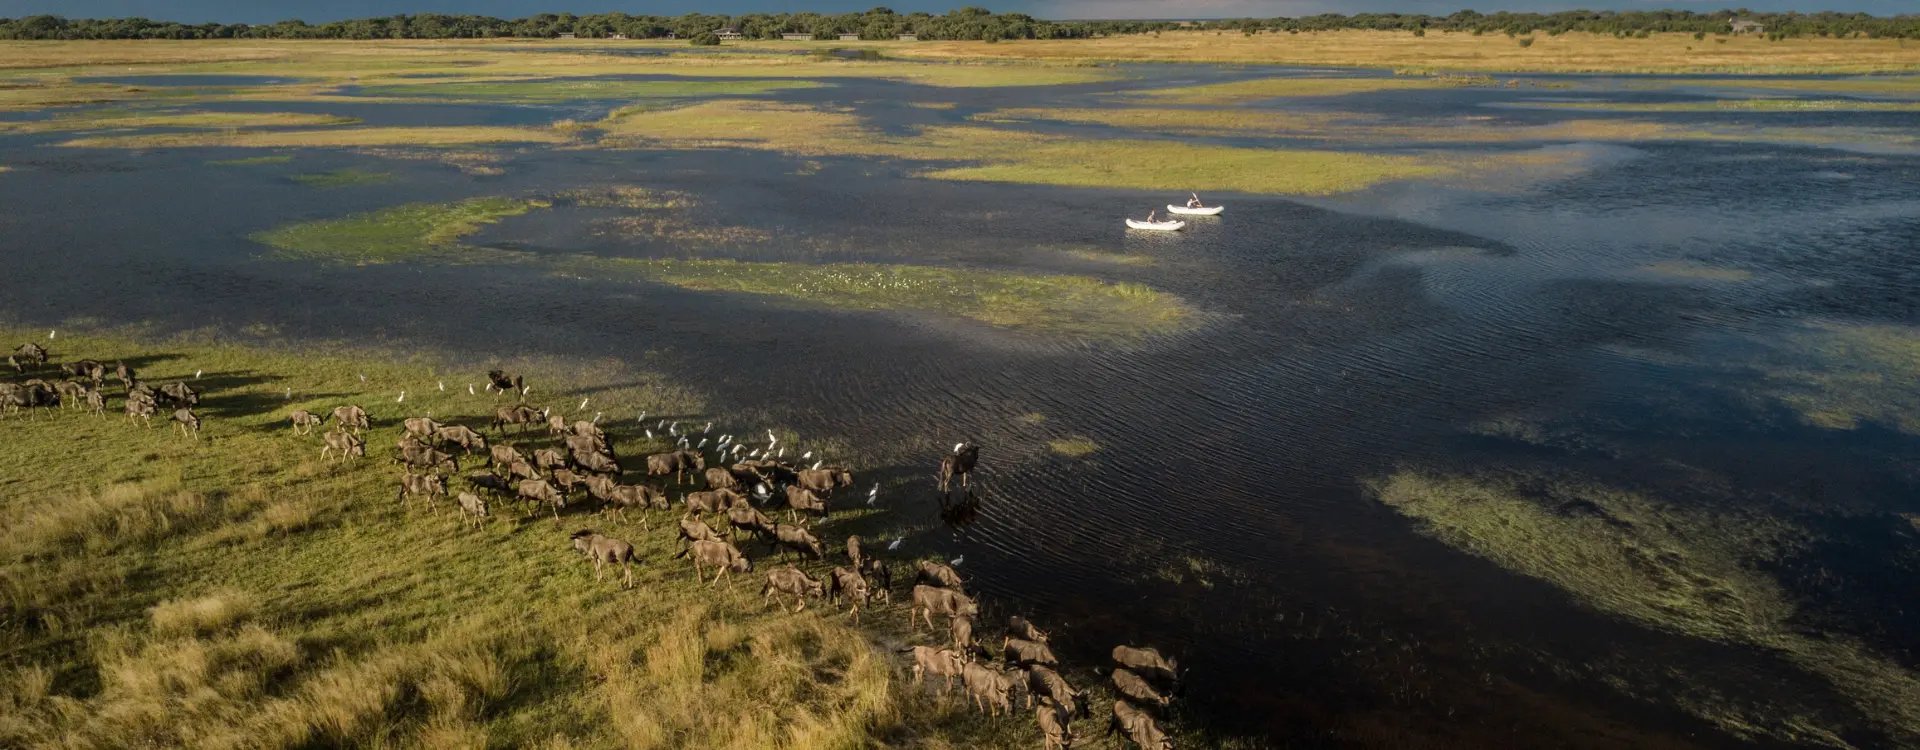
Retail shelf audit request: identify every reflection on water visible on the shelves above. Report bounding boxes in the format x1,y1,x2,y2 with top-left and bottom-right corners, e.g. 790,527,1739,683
4,61,1920,747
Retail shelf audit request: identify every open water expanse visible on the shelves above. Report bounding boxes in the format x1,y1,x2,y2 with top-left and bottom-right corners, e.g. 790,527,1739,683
4,58,1919,747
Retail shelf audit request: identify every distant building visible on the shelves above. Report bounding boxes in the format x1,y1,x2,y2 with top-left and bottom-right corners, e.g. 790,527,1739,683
897,33,919,41
1729,18,1765,34
782,33,815,41
838,33,861,41
717,28,743,41
609,33,628,40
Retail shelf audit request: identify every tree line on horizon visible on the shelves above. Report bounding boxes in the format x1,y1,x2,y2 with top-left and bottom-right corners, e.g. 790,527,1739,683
0,7,1914,42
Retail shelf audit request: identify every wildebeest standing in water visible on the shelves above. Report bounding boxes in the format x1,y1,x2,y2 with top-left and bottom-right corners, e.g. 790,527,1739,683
761,565,825,612
289,409,326,435
1108,699,1172,750
171,408,201,440
937,441,981,492
570,529,637,589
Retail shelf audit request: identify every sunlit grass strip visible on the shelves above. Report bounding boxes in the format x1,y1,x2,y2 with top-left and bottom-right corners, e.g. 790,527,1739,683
208,154,293,166
1047,436,1100,458
57,125,570,149
582,257,1197,341
251,197,546,262
289,168,392,188
1371,471,1920,742
0,110,358,134
1130,75,1484,104
1509,98,1920,112
354,77,824,102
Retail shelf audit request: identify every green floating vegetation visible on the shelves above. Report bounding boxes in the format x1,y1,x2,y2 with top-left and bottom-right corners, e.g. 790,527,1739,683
1046,436,1100,458
1637,261,1754,282
585,257,1197,341
250,197,546,262
1372,471,1920,744
556,185,698,210
354,77,823,103
289,168,392,188
209,154,293,166
1757,321,1920,433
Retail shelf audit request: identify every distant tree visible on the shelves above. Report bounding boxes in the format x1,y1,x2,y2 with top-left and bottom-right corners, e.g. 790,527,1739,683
690,31,720,45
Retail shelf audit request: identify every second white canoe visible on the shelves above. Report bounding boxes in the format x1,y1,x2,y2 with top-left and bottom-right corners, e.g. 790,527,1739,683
1167,204,1224,216
1126,219,1187,231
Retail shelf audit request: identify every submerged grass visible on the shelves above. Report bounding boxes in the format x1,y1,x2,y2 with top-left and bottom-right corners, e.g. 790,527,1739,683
1130,75,1487,104
58,125,571,149
289,167,393,188
355,77,824,103
601,100,1447,195
1511,98,1920,112
0,110,358,134
1755,321,1920,434
1371,471,1920,745
250,197,546,262
1046,436,1100,458
208,154,293,166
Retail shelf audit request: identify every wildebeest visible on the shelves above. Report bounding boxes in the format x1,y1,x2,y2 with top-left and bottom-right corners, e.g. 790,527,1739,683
908,645,967,694
684,488,741,516
570,419,603,440
961,661,1014,717
396,442,457,473
724,503,776,541
584,474,665,523
10,342,48,371
569,449,620,475
1111,645,1181,685
487,444,525,471
914,560,965,591
1108,700,1171,750
761,565,825,612
532,448,567,473
114,361,135,389
83,388,106,416
396,473,447,511
465,472,513,497
675,539,751,586
53,380,85,409
910,584,978,631
827,566,871,622
703,467,739,490
289,409,326,435
1037,698,1076,750
321,429,365,461
938,442,981,492
646,450,704,483
951,614,976,654
490,404,542,433
1004,636,1059,668
546,413,567,437
769,522,825,560
402,416,444,440
1010,615,1050,643
432,424,488,454
1026,665,1089,718
782,485,827,521
845,535,865,570
570,529,637,589
1111,668,1171,708
486,369,523,393
332,405,370,434
563,432,606,457
171,408,201,440
61,359,106,385
159,381,200,408
677,516,725,545
860,557,892,603
517,478,565,521
504,459,542,483
549,467,586,496
456,491,489,528
795,467,853,494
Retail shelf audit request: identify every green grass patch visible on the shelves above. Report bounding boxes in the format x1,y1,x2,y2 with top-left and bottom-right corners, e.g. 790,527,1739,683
289,167,392,188
1512,98,1920,112
59,125,571,149
1753,321,1920,434
208,154,293,166
250,197,546,262
355,77,824,103
1371,470,1920,744
1046,436,1100,458
585,257,1197,341
1130,75,1487,104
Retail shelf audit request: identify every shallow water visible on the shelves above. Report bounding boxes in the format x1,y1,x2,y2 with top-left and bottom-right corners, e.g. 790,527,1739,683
4,60,1919,747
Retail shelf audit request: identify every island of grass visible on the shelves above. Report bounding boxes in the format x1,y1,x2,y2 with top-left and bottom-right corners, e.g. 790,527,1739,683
0,110,359,134
58,124,573,149
353,77,825,103
1507,98,1920,113
0,326,1042,749
290,167,393,188
250,196,1198,341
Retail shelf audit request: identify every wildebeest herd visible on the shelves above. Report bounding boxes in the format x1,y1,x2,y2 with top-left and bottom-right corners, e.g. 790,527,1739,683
7,343,1187,748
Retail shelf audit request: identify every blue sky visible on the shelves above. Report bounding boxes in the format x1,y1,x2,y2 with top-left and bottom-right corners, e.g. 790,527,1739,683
0,1,1909,23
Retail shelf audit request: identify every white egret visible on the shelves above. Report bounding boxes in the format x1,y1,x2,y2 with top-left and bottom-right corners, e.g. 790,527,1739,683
887,539,903,551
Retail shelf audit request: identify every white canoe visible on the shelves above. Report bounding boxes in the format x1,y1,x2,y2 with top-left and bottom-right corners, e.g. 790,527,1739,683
1126,219,1187,231
1167,204,1224,216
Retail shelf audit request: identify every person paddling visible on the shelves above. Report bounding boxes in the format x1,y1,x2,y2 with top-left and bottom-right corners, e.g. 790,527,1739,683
1145,209,1159,223
1186,192,1203,208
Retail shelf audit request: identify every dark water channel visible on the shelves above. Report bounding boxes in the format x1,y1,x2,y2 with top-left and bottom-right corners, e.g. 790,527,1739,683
3,62,1919,748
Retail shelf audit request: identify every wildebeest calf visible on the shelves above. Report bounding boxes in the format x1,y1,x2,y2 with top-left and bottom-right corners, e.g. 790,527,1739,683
456,491,489,528
289,409,326,435
570,529,637,589
171,408,201,440
761,565,824,612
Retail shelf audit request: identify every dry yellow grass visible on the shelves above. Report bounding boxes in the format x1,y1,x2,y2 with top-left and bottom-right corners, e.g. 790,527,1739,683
59,125,571,149
1131,75,1483,104
0,111,358,134
893,30,1920,74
